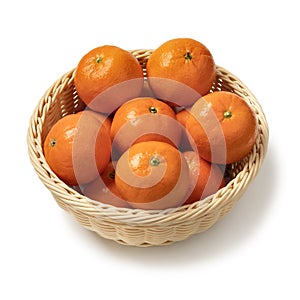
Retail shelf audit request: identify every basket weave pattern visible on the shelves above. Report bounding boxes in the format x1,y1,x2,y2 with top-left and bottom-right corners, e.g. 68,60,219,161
27,49,269,247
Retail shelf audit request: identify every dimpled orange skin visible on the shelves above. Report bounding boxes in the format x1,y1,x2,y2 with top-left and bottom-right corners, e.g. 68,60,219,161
183,151,225,205
110,97,182,153
115,141,189,210
74,45,144,113
186,91,258,164
83,161,131,208
146,38,216,106
43,111,111,186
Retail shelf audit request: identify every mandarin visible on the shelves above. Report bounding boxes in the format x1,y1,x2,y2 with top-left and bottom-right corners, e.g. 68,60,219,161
146,38,216,106
44,110,111,186
115,141,189,210
83,161,130,208
186,91,258,164
74,45,144,113
110,97,181,154
183,151,225,205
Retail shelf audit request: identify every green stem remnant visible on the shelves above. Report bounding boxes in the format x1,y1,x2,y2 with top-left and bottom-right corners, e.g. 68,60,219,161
224,110,232,119
95,56,103,64
150,156,160,167
50,138,56,147
149,106,158,114
109,171,115,180
184,51,192,61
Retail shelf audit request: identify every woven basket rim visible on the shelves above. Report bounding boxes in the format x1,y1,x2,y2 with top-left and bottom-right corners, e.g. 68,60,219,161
27,57,269,228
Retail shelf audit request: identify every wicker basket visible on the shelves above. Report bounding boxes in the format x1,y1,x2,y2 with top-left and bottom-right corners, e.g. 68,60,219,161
27,49,269,247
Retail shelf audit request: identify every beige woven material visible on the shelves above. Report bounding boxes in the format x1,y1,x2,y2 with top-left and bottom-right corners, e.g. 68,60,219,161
27,49,269,247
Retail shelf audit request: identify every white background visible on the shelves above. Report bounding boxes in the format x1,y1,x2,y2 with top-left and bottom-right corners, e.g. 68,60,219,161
1,0,298,299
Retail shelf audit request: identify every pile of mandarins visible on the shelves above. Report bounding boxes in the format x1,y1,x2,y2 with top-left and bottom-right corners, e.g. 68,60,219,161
44,38,258,210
